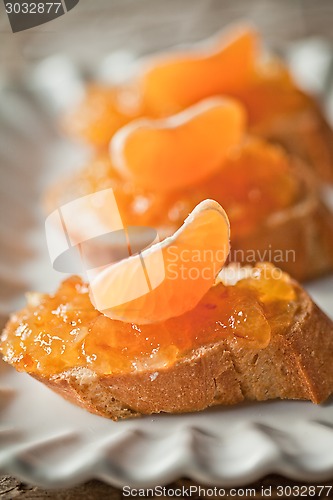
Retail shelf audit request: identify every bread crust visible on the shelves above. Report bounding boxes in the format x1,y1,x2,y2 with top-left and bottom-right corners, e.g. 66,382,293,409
32,285,333,420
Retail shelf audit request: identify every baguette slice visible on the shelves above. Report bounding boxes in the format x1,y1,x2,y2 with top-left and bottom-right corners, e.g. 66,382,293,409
45,142,333,283
1,266,333,420
229,160,333,281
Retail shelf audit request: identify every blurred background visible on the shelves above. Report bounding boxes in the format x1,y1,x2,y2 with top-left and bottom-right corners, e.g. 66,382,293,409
1,0,333,70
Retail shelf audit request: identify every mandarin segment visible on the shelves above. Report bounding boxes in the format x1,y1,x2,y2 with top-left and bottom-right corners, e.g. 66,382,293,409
140,25,258,115
108,137,298,236
89,199,230,324
111,97,246,191
46,138,300,242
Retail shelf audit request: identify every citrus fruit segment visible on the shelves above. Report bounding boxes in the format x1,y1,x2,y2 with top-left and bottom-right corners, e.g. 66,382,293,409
89,199,230,324
140,25,258,115
63,84,142,148
111,97,246,191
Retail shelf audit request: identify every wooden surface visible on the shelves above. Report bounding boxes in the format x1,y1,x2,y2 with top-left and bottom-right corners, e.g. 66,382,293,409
1,475,333,499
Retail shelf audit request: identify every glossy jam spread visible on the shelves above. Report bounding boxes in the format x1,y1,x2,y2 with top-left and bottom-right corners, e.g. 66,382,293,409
0,264,298,376
47,138,300,241
232,59,311,126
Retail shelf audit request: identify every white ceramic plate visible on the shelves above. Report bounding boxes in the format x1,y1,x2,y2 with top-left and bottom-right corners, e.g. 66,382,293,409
1,357,333,489
1,12,333,486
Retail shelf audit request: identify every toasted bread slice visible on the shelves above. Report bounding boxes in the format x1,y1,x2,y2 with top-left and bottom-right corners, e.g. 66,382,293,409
1,266,333,420
33,286,333,420
45,141,333,282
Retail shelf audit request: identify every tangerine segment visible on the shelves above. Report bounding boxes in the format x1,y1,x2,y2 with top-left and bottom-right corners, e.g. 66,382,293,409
46,138,299,243
89,199,230,324
140,25,258,115
62,84,143,148
0,263,298,377
111,97,246,191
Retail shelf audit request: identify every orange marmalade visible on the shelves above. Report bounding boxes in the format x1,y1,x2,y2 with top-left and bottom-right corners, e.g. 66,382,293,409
46,137,300,241
0,264,298,376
